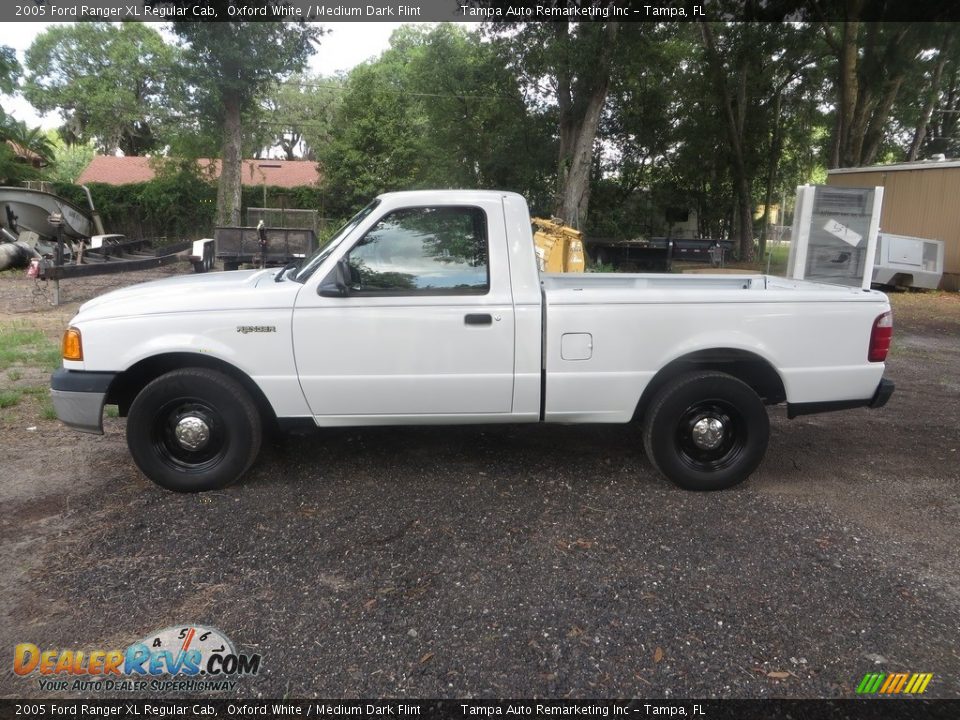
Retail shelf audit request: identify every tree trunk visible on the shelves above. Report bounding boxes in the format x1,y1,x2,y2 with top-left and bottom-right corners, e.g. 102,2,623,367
699,22,755,261
759,91,784,257
860,75,906,165
217,91,243,226
553,22,618,229
909,36,952,160
556,86,608,228
829,18,919,168
830,20,861,168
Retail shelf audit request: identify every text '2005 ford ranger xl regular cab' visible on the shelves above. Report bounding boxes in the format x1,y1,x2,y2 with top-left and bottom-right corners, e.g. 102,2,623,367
51,190,894,493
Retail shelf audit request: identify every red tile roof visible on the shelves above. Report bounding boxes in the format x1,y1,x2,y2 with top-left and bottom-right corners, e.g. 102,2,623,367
5,139,47,167
75,156,321,188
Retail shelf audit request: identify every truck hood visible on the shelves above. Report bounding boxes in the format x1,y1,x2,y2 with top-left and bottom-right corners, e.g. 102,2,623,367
74,269,301,321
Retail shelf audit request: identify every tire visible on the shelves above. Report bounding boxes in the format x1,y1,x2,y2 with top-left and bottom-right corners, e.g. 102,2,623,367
126,368,262,492
642,371,769,491
192,252,214,273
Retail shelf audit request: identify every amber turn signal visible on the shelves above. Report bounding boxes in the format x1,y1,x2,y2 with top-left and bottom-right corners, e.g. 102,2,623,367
62,327,83,361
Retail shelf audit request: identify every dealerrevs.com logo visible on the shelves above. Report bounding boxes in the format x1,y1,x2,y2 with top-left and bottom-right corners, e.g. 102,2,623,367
13,625,260,693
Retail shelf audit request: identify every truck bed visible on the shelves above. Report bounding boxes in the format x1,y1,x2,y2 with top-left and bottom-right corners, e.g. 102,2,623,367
539,272,889,423
540,272,886,302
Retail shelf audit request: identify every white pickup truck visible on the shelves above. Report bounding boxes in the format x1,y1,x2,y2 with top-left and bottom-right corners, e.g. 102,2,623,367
51,190,894,493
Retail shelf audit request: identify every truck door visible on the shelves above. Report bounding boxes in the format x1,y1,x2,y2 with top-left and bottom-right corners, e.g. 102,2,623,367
292,201,516,420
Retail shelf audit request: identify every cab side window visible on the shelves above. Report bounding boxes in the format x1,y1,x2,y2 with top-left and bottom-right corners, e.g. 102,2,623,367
347,206,489,294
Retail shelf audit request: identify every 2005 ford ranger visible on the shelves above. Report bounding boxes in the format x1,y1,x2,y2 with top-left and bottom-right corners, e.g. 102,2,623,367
51,190,894,492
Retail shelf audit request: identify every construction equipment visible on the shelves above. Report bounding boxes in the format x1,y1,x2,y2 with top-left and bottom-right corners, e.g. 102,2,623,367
532,217,585,273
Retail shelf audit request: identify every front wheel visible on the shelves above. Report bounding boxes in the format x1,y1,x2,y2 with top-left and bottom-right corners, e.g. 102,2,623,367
126,368,262,492
642,371,769,491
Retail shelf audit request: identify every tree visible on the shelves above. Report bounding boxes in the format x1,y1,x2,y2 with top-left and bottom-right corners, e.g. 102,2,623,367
891,25,960,161
171,11,321,225
0,44,19,96
402,25,553,198
317,51,429,216
821,18,933,167
0,115,55,185
259,73,342,160
910,54,960,158
591,24,690,239
319,25,553,217
23,23,182,155
44,132,96,184
488,19,619,228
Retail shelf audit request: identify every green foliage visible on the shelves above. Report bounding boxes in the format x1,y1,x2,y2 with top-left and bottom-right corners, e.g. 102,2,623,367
0,142,23,186
172,16,322,119
0,44,19,95
1,108,58,185
54,175,217,241
239,185,325,216
52,173,323,240
12,22,958,247
23,23,182,155
591,22,828,249
888,25,960,160
319,24,554,218
43,133,96,184
319,57,428,215
259,73,342,160
0,327,61,372
172,14,321,224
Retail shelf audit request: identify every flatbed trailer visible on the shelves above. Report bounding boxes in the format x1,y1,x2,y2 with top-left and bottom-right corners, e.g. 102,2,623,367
215,226,318,270
37,236,214,281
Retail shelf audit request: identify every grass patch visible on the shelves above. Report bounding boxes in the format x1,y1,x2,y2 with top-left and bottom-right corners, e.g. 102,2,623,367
20,386,59,421
7,369,22,382
0,383,60,421
0,389,23,408
0,327,62,371
762,243,791,275
40,400,57,421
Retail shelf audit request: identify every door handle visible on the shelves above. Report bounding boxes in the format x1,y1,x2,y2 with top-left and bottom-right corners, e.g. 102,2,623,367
464,313,493,325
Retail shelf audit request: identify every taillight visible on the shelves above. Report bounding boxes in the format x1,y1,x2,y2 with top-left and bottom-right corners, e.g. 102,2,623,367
868,311,893,362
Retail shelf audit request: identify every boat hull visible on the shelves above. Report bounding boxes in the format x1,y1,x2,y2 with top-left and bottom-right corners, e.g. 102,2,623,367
0,187,94,240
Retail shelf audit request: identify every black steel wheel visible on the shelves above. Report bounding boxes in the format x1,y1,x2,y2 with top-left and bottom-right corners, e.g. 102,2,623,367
642,371,769,491
126,368,262,492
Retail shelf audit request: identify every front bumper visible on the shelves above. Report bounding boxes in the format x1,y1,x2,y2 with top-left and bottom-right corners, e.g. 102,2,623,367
787,378,895,419
50,368,117,435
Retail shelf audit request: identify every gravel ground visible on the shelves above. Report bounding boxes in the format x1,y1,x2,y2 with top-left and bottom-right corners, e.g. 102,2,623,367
1,268,958,700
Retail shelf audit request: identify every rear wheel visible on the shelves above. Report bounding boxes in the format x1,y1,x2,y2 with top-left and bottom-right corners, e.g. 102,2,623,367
126,368,262,492
642,371,769,491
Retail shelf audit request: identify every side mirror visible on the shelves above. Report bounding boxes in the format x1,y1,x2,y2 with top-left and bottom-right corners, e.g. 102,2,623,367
318,259,351,297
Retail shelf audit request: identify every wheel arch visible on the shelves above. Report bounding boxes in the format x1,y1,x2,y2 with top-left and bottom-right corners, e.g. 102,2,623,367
633,348,786,423
105,352,277,427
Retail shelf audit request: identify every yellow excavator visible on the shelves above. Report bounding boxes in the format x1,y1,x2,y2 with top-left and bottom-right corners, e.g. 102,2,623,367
532,217,585,273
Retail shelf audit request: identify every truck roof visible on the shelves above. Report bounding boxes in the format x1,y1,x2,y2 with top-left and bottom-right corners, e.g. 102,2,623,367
375,189,525,203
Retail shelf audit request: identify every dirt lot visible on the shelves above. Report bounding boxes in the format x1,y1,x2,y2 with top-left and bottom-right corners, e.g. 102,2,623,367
1,267,959,700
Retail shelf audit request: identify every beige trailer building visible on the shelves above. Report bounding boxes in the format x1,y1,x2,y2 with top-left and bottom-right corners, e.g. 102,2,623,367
828,160,960,290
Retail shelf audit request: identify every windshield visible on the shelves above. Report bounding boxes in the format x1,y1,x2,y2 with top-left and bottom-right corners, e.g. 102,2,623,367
293,199,381,283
